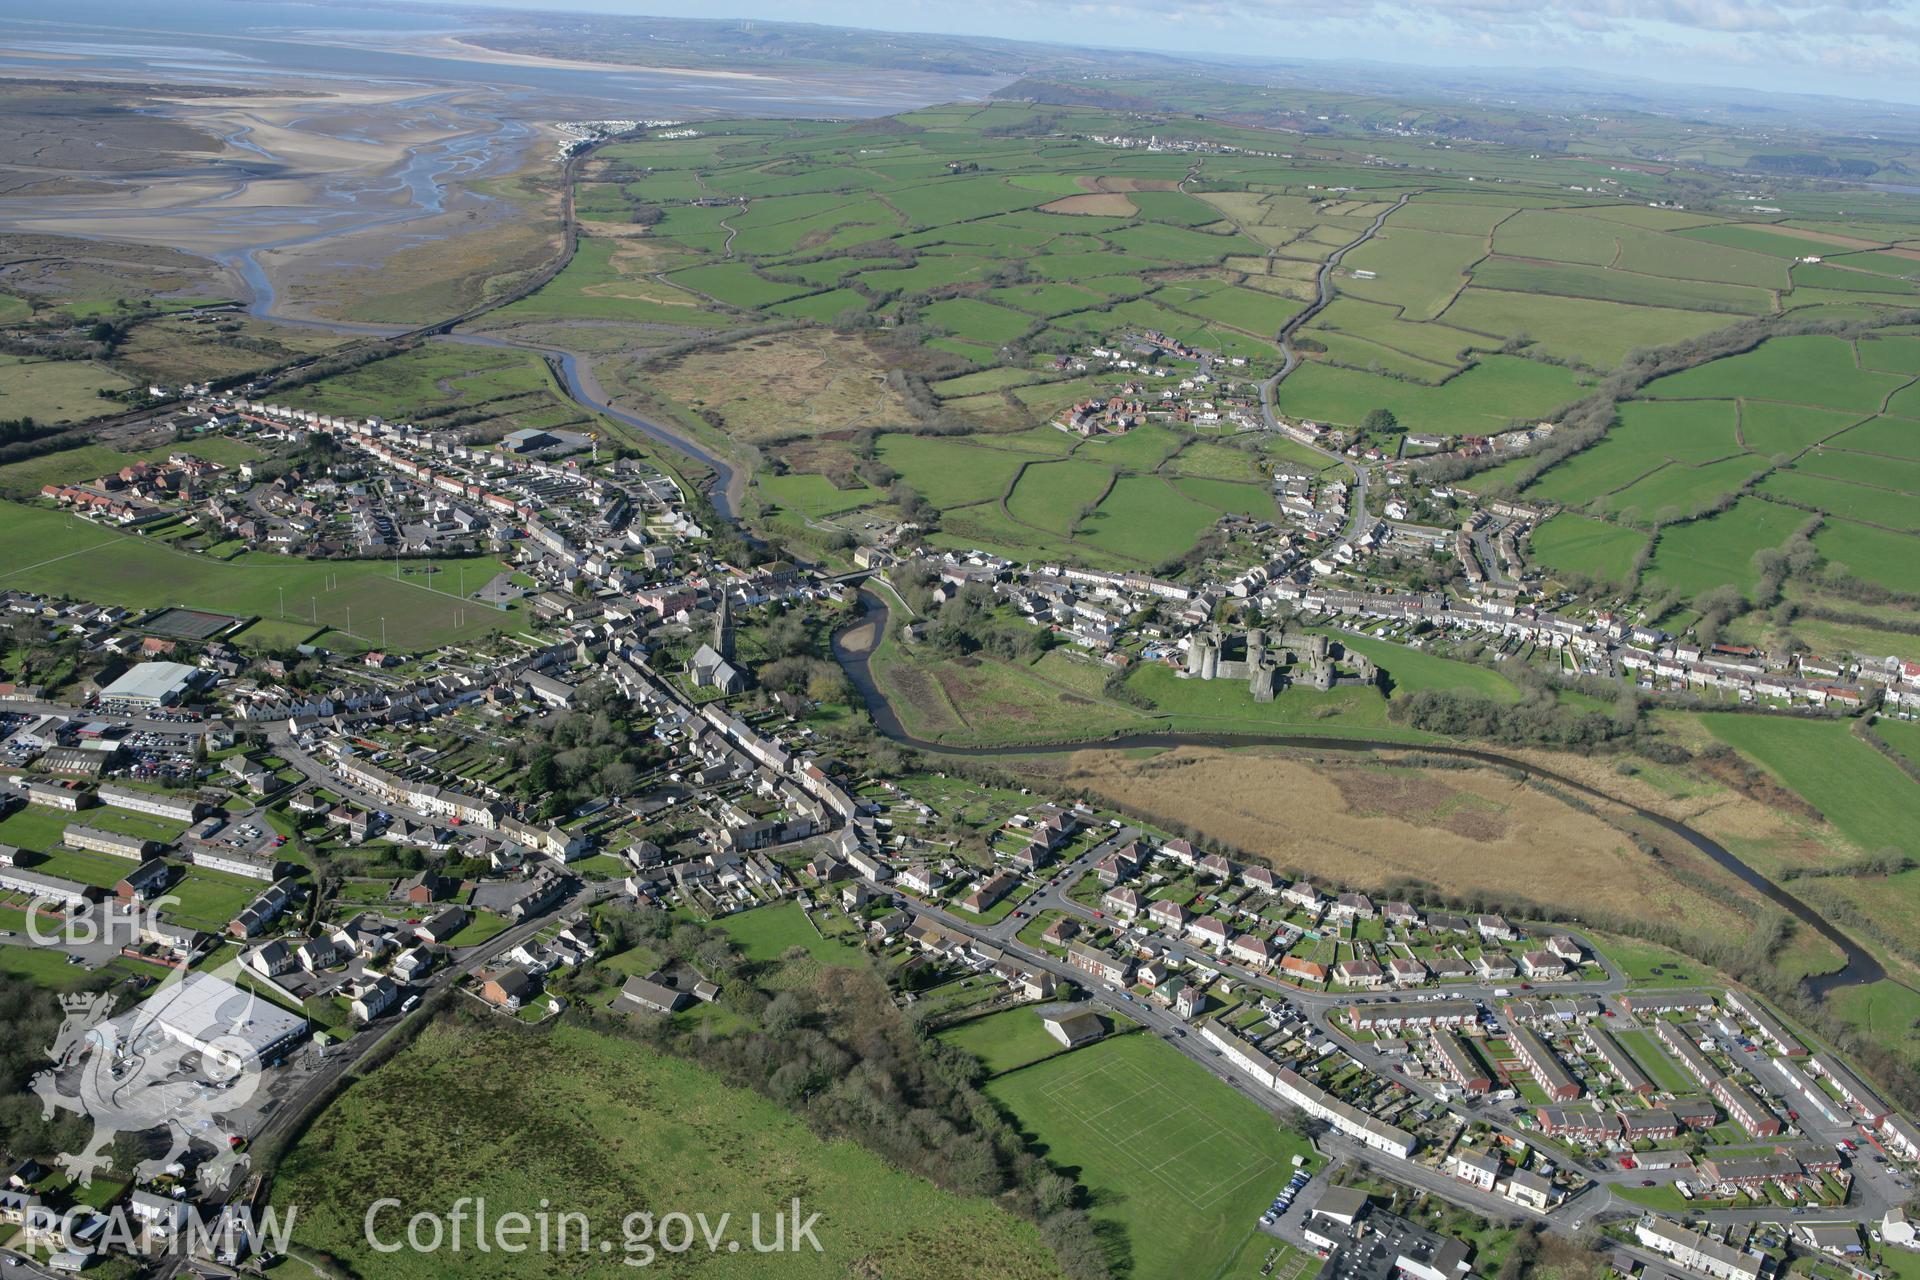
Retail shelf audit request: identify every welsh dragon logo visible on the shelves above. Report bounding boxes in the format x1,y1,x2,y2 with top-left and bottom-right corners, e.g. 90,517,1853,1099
30,966,266,1189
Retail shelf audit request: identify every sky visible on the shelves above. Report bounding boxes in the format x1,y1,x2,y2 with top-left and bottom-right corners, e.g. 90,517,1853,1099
418,0,1920,106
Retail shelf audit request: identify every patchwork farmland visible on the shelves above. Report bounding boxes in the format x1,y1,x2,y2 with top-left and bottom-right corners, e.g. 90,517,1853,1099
484,101,1920,600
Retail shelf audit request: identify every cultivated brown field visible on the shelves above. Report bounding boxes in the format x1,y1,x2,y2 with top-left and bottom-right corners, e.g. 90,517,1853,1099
1039,193,1139,217
1084,176,1180,193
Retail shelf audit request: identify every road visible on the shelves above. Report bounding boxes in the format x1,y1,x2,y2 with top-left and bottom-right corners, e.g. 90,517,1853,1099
1255,193,1411,543
870,832,1897,1248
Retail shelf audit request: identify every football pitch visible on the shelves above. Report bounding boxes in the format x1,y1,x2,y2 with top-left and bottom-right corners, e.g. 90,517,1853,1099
1027,1047,1276,1212
988,1032,1312,1278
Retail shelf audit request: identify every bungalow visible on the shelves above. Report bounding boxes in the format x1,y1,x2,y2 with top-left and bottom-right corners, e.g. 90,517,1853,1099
1546,934,1585,964
1281,955,1329,983
1335,958,1386,987
1041,916,1080,947
1040,1006,1105,1049
1795,1224,1863,1260
618,973,690,1015
1383,901,1420,928
962,869,1021,914
1475,953,1518,981
414,905,470,945
1388,957,1429,987
1519,950,1566,980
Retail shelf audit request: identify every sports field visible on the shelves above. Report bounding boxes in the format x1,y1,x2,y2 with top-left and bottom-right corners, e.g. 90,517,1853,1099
0,500,517,650
987,1032,1310,1280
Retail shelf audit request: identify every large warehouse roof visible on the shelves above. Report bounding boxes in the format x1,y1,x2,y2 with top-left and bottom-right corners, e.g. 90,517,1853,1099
127,972,307,1068
99,662,201,704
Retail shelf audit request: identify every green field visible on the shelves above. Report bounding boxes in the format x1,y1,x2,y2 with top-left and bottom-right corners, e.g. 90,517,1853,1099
1528,513,1648,582
1327,631,1520,702
986,1032,1311,1280
1642,499,1805,597
1440,289,1734,368
1814,518,1920,595
1274,357,1587,435
277,1020,1061,1279
1614,1029,1695,1095
0,355,134,424
1699,714,1920,859
278,343,596,439
937,1007,1076,1075
0,501,515,651
1646,336,1909,412
716,902,865,966
526,105,1920,603
0,438,264,501
165,868,271,931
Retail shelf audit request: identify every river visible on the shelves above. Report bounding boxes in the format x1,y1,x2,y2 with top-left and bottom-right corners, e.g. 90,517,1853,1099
50,1,1892,1003
445,332,743,520
830,586,1889,998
